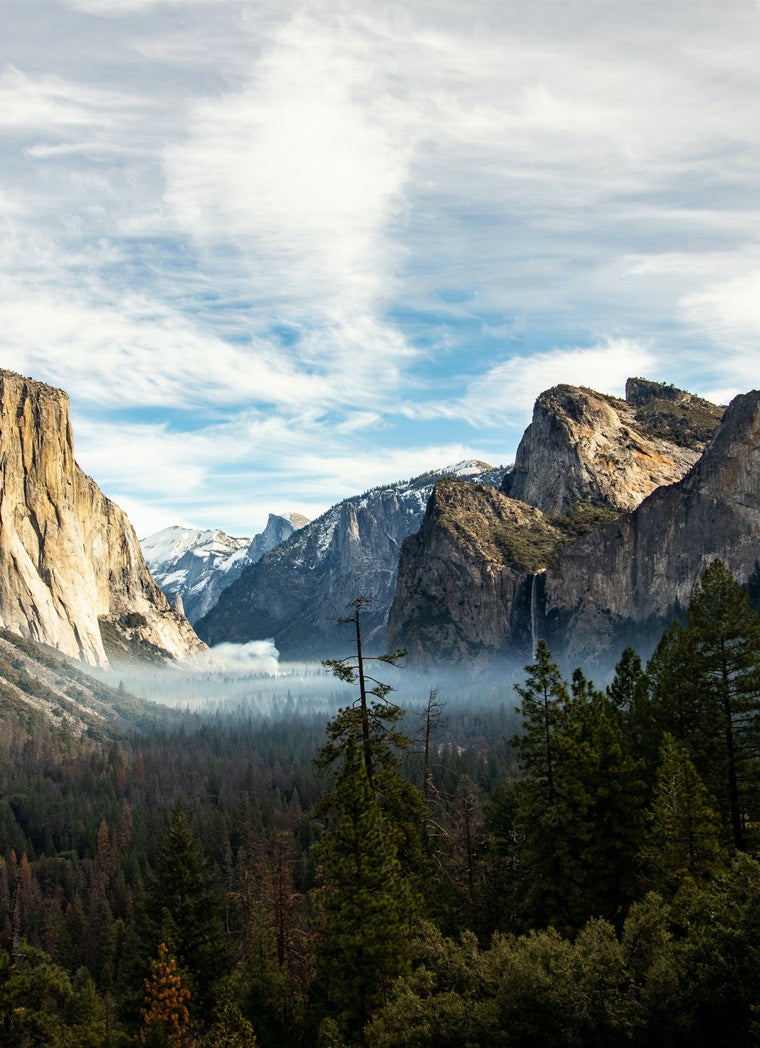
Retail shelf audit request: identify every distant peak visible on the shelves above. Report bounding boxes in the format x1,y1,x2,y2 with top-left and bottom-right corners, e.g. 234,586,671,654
439,459,494,476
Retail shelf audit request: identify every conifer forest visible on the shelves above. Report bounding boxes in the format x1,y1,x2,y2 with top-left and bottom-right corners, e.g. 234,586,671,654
3,562,760,1046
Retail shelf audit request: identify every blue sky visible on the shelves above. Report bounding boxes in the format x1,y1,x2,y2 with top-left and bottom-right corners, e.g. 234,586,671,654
3,0,760,538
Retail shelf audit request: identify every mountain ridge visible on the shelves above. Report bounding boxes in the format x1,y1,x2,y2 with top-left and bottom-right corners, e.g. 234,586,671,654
196,460,508,657
141,513,310,625
388,378,729,665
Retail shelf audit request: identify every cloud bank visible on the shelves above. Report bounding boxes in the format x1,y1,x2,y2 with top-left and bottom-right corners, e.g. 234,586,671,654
2,1,760,533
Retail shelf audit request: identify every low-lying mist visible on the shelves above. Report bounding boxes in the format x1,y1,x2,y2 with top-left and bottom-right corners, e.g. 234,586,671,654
92,640,534,728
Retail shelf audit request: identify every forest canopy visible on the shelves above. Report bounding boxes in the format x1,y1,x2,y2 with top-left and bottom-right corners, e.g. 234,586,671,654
1,560,760,1046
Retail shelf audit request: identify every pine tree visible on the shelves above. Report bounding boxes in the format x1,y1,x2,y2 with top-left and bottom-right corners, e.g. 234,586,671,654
684,559,760,850
509,648,646,931
311,605,426,1040
312,737,413,1039
144,805,229,1013
562,692,647,924
321,597,406,790
644,733,724,891
139,942,193,1048
510,640,569,809
607,646,651,760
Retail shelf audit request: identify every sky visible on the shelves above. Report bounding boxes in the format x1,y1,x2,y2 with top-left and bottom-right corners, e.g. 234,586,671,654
3,0,760,539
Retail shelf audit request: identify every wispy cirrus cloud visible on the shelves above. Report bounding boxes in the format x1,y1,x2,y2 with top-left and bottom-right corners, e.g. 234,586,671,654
401,340,659,429
3,1,760,535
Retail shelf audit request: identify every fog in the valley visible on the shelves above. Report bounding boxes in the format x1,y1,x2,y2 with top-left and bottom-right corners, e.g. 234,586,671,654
90,640,551,731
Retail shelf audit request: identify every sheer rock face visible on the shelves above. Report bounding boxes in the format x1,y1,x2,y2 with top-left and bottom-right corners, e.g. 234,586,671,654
388,380,736,666
541,390,760,660
0,370,205,667
196,463,507,658
502,382,717,515
387,479,558,662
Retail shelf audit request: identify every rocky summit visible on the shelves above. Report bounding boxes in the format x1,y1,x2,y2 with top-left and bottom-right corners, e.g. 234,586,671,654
502,378,721,514
141,513,309,626
389,379,730,666
540,388,760,661
0,369,204,667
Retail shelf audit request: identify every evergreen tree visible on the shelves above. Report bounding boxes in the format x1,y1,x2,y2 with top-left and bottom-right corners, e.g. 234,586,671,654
607,646,651,761
321,597,406,789
560,692,647,925
139,942,194,1048
312,737,413,1039
143,805,229,1014
644,733,724,892
312,608,425,1041
510,640,569,809
0,941,73,1047
645,619,703,767
508,648,646,931
683,559,760,850
200,977,257,1047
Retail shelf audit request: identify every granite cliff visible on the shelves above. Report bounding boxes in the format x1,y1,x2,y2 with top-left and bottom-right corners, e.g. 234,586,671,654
388,379,728,664
0,370,205,668
540,388,760,661
387,479,561,661
196,462,507,658
502,378,720,513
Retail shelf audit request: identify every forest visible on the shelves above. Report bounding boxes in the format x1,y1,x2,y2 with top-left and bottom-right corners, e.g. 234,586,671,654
2,558,760,1046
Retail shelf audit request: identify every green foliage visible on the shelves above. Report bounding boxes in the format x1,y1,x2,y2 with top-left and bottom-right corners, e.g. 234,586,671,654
643,560,760,849
491,501,620,574
643,734,724,892
491,518,563,573
551,500,621,539
629,385,723,448
0,941,73,1047
199,977,257,1047
3,576,760,1046
510,641,568,807
143,806,230,1014
672,854,760,1046
312,738,415,1039
505,643,646,931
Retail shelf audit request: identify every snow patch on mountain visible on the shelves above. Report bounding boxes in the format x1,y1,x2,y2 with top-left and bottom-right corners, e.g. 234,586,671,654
142,515,309,625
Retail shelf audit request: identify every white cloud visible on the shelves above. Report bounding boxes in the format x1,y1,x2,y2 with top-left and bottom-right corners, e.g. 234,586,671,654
680,270,760,347
62,0,231,12
190,640,280,675
402,340,658,428
162,12,416,316
4,0,760,538
677,270,760,400
0,65,135,131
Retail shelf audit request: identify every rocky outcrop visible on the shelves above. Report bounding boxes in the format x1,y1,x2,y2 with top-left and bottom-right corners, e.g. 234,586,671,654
540,390,760,661
0,370,205,667
142,527,254,625
503,380,722,515
387,479,561,661
247,513,309,564
196,462,507,658
388,379,735,666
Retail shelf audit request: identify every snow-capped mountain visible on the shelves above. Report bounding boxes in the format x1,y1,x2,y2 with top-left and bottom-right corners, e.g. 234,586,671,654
141,514,309,625
195,461,508,657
